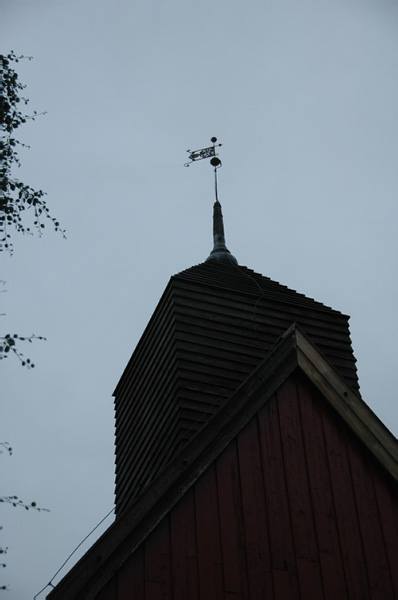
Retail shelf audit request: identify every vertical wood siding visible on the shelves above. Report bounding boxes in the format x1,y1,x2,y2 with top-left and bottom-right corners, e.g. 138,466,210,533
99,374,397,599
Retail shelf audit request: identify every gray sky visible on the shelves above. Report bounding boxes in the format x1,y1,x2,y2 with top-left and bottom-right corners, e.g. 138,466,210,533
1,1,397,597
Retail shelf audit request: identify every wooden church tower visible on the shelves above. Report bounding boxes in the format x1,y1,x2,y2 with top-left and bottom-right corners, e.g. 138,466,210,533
49,147,398,599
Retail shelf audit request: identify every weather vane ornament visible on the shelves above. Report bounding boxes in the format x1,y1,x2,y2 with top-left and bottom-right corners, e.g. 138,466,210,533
185,137,223,201
184,137,222,168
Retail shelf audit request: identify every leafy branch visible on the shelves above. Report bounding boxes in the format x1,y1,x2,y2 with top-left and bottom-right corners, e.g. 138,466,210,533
0,52,57,367
0,51,65,254
0,497,49,513
0,537,8,591
0,444,12,457
1,449,50,592
0,333,46,367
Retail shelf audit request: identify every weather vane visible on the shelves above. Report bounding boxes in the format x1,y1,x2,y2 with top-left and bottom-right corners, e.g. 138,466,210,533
185,136,223,202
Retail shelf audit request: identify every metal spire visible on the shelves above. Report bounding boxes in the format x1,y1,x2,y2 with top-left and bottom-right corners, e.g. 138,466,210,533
184,137,237,264
206,197,238,264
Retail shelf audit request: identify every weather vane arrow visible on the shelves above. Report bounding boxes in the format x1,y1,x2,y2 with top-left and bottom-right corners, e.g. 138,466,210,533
185,137,223,201
184,136,222,168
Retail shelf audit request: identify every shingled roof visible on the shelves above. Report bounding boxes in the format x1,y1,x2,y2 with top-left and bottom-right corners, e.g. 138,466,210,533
114,258,359,515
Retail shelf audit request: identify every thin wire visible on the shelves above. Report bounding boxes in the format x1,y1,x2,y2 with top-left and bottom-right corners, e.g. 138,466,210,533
33,506,115,599
231,262,267,343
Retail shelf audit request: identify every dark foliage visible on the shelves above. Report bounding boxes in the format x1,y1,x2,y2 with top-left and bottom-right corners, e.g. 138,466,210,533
1,52,65,366
0,51,65,253
0,496,49,512
0,333,46,367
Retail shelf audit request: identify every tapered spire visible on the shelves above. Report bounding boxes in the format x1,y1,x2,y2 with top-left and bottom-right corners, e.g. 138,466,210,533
206,200,238,264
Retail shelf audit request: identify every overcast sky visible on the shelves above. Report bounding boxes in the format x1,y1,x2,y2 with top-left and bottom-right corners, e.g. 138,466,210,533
1,1,397,598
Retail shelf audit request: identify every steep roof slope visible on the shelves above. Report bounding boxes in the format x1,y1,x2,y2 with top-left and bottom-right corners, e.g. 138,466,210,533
114,260,359,514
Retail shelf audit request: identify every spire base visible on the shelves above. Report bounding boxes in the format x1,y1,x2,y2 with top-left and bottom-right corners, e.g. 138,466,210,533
205,201,238,265
206,249,238,265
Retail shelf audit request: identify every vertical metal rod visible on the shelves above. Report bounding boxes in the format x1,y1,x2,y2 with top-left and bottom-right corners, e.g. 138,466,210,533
214,167,219,202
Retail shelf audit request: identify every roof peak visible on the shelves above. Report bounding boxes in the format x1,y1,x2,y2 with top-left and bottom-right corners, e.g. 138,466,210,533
206,200,238,265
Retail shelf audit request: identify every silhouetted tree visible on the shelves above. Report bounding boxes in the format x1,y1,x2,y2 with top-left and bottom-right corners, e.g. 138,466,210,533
1,443,49,591
0,52,64,365
0,51,65,252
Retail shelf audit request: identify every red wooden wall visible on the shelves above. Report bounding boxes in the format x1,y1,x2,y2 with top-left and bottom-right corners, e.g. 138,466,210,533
97,374,398,599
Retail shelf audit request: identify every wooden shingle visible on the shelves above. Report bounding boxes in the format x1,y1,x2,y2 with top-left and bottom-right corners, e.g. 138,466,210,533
114,260,359,515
